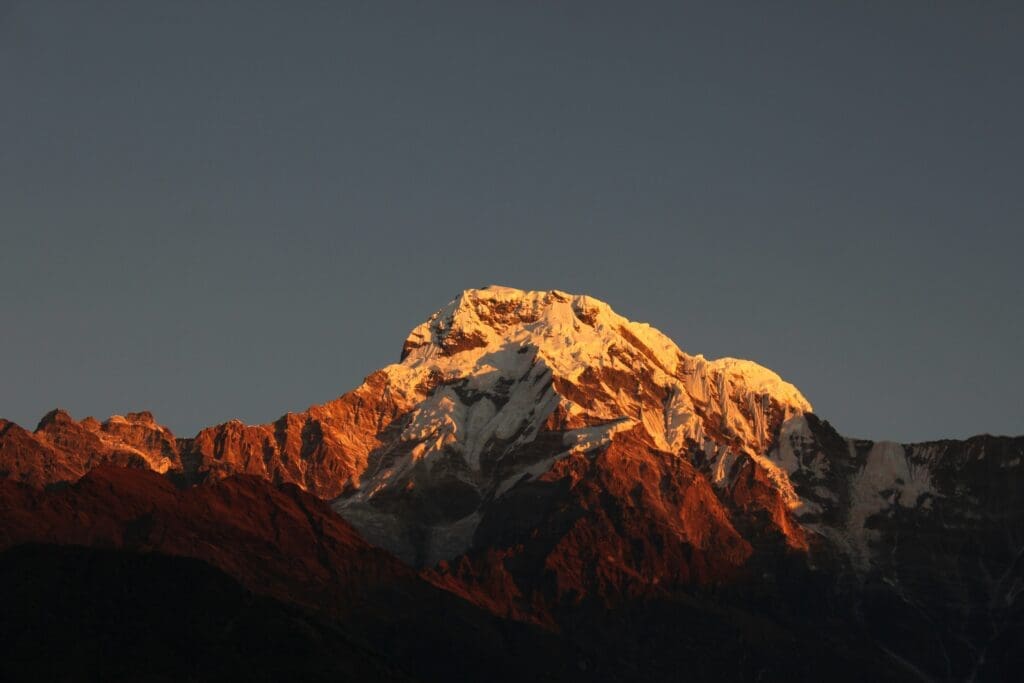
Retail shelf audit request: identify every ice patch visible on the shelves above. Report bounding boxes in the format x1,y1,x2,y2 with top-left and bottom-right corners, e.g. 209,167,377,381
844,441,938,571
563,418,635,454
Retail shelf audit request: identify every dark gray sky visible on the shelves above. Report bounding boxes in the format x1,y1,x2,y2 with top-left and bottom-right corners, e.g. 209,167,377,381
1,1,1021,442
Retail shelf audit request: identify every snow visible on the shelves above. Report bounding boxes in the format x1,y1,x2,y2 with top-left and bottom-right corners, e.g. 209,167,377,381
494,455,562,498
83,413,178,474
711,446,741,486
773,415,808,475
854,441,936,513
563,418,635,454
390,287,812,461
704,357,811,414
749,451,806,511
662,387,698,452
840,440,938,571
397,286,683,390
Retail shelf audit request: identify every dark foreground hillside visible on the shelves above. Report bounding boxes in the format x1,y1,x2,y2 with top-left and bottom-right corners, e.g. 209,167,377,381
0,544,409,683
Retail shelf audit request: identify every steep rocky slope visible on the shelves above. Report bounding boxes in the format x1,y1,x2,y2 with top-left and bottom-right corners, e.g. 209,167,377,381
0,409,180,487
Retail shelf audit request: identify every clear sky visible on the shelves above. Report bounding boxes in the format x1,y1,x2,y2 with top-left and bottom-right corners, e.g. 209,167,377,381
1,2,1021,442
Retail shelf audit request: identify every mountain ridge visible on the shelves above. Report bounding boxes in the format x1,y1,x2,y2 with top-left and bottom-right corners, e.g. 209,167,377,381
1,286,1021,680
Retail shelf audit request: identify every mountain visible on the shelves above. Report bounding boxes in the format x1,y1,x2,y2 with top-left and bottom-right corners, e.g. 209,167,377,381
1,285,1021,680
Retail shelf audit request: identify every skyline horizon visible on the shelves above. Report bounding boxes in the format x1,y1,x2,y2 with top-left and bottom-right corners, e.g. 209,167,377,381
4,282,1019,444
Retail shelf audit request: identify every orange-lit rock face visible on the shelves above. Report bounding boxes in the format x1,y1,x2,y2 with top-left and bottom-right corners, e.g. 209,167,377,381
432,427,755,621
0,410,181,488
187,369,408,498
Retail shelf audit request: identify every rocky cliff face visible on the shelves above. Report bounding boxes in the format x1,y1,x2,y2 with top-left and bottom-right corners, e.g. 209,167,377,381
0,409,180,488
1,286,1021,680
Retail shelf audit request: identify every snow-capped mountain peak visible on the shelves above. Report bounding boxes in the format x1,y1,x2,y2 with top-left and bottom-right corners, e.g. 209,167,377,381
331,286,814,563
401,286,680,372
390,286,809,455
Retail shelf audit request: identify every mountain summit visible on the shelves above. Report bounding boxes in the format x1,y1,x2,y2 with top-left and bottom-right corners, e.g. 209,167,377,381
400,285,811,448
